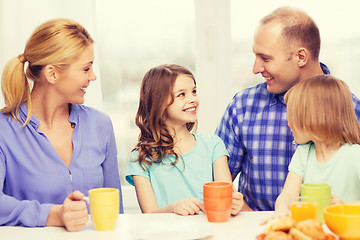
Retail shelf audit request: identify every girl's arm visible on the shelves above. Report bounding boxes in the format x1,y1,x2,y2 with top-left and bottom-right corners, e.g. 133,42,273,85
331,194,343,205
232,173,253,211
213,156,244,215
213,156,232,182
132,175,159,213
274,172,303,217
261,172,303,226
132,175,204,215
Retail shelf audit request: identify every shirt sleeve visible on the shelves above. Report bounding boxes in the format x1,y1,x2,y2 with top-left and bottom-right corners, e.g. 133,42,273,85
125,150,150,186
102,116,124,213
211,135,230,163
215,94,245,176
288,143,311,178
0,147,53,227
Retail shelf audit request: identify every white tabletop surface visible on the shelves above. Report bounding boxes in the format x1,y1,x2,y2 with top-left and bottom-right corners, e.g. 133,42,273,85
0,211,337,240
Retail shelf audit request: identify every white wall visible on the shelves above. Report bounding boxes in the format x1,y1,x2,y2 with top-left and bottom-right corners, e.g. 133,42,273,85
195,0,232,135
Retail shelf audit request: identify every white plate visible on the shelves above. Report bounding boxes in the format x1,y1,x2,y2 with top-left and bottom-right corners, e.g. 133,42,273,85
129,221,212,240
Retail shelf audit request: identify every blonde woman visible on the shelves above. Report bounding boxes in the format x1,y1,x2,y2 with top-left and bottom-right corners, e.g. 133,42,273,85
274,75,360,217
0,18,123,231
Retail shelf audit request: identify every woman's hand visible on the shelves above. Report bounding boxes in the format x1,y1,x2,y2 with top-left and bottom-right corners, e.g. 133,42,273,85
61,191,89,231
171,197,204,216
231,191,244,215
47,191,89,232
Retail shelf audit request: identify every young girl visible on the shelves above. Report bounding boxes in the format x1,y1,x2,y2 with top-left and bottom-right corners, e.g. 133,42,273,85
126,64,243,215
274,74,360,216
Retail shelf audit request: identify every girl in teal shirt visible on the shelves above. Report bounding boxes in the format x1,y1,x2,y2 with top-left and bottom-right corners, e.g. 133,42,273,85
126,64,243,215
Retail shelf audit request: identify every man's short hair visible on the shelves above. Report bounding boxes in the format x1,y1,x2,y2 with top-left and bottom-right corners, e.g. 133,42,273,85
261,7,321,60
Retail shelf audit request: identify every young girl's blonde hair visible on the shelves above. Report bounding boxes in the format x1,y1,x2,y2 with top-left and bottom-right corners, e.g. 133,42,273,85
285,74,360,145
134,64,196,168
1,18,94,125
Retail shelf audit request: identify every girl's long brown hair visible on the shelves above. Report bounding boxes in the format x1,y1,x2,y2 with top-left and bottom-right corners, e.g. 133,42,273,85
285,74,360,145
133,64,196,168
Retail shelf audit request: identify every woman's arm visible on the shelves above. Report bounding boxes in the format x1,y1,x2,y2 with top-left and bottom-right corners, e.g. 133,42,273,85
102,118,123,213
213,156,244,215
132,175,204,215
0,169,88,231
0,150,51,227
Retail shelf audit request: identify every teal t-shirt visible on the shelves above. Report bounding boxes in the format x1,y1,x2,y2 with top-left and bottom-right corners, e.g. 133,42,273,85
289,142,360,202
126,134,229,208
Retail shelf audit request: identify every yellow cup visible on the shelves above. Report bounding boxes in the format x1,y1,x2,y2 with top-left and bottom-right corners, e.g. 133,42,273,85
84,188,119,231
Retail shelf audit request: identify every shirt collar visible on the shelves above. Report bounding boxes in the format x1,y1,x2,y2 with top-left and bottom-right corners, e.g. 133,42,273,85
320,62,330,74
20,103,79,129
68,104,79,127
19,103,40,128
269,92,286,106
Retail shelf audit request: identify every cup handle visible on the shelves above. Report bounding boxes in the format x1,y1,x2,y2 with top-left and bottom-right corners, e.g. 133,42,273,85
82,196,90,204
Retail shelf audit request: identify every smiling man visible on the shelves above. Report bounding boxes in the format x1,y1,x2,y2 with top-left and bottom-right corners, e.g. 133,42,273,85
215,6,360,211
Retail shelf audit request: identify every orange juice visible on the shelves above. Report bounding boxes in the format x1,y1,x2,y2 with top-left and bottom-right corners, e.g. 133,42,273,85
290,201,317,222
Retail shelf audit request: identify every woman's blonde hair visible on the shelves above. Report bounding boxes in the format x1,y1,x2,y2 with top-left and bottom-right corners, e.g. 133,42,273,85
285,74,360,145
1,18,94,125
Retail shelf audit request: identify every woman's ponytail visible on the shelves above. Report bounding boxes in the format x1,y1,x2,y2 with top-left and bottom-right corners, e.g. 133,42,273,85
1,54,32,125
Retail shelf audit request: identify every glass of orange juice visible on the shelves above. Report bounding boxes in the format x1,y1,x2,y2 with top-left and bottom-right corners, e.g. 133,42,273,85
290,196,317,222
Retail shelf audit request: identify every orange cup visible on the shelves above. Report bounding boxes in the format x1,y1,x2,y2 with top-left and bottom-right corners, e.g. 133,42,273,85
290,196,317,223
203,182,232,222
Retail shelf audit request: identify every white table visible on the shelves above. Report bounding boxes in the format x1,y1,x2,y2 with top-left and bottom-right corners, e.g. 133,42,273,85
0,211,337,240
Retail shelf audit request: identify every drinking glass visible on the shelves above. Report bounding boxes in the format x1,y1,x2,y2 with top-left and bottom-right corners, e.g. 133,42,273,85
290,196,317,222
203,182,232,223
301,183,331,223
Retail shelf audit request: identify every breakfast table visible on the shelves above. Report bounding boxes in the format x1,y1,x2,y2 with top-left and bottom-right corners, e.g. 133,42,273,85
0,211,338,240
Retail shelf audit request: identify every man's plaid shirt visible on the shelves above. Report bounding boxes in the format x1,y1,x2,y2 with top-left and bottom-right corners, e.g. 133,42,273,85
215,64,360,211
